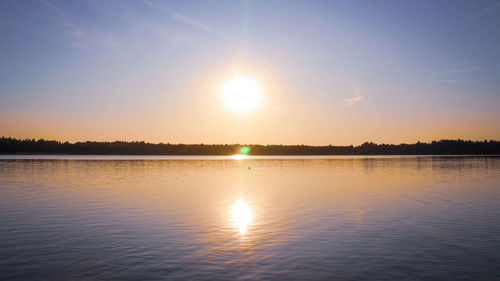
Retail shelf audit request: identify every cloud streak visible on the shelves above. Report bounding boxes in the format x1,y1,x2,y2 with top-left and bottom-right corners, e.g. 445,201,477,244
447,66,481,73
40,0,68,18
40,0,119,49
344,95,364,105
137,1,229,48
170,11,216,34
43,0,238,52
71,28,118,48
344,82,364,106
438,79,477,84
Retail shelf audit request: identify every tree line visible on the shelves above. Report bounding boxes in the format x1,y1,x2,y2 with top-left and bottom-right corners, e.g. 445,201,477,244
1,137,499,155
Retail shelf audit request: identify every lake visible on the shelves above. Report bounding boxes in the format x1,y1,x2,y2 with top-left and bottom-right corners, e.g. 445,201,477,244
0,155,499,280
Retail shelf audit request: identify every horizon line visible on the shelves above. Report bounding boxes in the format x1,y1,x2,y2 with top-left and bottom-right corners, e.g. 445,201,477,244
2,136,499,147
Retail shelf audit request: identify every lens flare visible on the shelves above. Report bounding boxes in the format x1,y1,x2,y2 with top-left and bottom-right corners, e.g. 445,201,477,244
239,146,250,155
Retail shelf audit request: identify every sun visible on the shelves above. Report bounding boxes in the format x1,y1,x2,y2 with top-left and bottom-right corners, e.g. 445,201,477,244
221,75,261,114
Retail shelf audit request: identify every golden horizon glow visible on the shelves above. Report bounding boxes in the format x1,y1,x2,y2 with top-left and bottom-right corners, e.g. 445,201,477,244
221,75,261,114
230,198,253,234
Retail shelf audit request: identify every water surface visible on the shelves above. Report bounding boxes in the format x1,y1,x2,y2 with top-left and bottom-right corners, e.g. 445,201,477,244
1,156,499,280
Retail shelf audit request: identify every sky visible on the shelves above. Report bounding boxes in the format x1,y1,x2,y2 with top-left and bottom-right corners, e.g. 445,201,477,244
1,0,500,145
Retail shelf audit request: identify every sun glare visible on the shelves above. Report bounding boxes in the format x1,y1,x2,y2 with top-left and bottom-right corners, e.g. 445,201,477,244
221,75,261,114
230,199,253,234
230,154,248,160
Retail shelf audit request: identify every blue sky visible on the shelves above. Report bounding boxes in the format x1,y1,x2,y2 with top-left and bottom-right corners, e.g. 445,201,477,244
1,0,499,145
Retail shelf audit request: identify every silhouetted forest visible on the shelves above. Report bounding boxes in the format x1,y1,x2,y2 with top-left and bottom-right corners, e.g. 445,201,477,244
1,137,499,155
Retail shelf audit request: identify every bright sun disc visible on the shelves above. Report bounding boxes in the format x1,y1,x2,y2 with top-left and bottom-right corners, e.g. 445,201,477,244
221,75,261,114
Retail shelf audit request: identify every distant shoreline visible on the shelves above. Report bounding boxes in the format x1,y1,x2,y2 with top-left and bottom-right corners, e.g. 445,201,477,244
1,137,499,155
1,153,500,157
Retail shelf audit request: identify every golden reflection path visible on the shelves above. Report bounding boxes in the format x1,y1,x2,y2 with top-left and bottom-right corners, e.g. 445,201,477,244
230,198,253,234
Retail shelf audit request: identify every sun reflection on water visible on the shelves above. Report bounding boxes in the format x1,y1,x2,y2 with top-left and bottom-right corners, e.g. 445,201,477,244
230,199,253,234
230,154,248,160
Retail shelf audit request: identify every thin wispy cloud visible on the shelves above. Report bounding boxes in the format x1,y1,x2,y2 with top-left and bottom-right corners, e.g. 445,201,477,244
344,82,364,106
170,11,215,34
40,0,118,49
147,0,239,46
40,0,211,49
119,3,157,26
438,64,480,84
40,0,68,18
142,0,153,7
71,28,118,48
110,2,201,48
447,66,481,73
344,95,364,105
438,79,478,84
129,0,226,48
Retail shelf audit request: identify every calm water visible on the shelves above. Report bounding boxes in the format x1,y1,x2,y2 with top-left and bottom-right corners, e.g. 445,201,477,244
1,156,499,280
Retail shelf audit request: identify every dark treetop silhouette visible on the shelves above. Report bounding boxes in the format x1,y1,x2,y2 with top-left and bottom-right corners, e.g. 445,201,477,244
1,137,499,155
